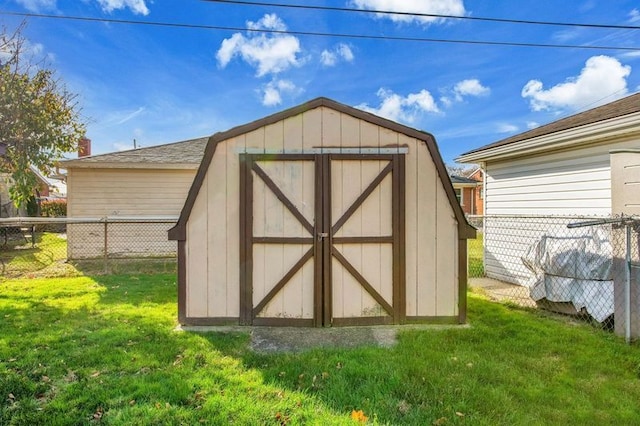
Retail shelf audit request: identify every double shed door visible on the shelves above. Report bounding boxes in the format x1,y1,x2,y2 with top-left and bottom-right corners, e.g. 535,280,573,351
240,153,405,326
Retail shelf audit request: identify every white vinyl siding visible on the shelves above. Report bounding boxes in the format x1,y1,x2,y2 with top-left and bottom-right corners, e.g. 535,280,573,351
483,137,640,284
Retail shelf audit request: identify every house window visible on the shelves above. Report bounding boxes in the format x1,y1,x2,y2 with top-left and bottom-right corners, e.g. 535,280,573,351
479,187,484,199
454,188,463,205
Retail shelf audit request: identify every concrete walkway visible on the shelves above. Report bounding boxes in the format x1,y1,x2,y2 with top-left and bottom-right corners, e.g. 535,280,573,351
469,277,537,308
178,323,470,353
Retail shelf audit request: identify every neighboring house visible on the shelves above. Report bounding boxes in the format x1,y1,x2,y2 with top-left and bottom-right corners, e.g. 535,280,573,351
450,172,483,216
0,174,13,217
62,137,208,258
457,91,640,285
169,97,475,327
467,167,484,215
29,165,67,199
0,167,66,217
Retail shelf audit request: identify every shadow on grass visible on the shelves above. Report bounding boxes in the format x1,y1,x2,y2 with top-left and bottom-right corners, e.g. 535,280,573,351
207,295,640,425
91,273,177,306
0,232,177,280
3,275,640,425
0,275,353,424
0,232,68,279
71,258,177,277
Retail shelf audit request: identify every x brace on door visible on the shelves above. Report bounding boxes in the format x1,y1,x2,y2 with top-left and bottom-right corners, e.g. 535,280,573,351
239,153,405,327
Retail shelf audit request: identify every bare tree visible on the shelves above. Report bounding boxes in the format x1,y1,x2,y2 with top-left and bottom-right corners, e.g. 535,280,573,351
446,163,476,178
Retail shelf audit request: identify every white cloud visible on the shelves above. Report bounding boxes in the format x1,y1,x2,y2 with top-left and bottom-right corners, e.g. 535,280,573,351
15,0,56,12
352,0,466,25
453,79,490,100
96,0,149,15
630,9,640,23
247,13,286,31
216,14,302,77
356,88,440,124
116,107,146,125
439,96,453,108
522,55,631,111
497,123,518,133
261,79,299,106
337,43,354,62
551,29,582,43
320,50,337,67
321,43,354,67
439,78,490,106
17,0,149,14
526,121,540,129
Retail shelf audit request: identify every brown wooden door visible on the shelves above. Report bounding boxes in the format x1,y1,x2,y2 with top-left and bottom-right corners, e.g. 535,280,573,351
240,153,405,326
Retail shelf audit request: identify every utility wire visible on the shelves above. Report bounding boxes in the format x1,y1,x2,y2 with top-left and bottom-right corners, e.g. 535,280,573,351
1,10,639,51
201,0,640,30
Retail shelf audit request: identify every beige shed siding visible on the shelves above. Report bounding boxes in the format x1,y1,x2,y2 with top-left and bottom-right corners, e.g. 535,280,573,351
483,137,640,284
185,137,242,319
331,159,393,318
253,160,315,319
67,168,195,259
183,106,460,320
436,177,459,316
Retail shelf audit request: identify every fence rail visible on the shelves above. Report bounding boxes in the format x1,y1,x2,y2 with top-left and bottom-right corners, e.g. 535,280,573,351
0,216,178,277
4,214,640,341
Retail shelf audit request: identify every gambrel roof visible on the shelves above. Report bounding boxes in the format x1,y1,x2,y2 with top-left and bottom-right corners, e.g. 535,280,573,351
169,97,476,240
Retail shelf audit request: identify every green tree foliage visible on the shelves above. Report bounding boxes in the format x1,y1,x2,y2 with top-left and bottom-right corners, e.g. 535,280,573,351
0,24,85,207
40,198,67,217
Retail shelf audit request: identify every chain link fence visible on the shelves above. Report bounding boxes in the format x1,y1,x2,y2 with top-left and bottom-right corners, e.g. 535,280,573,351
0,217,178,278
4,214,640,340
469,214,640,341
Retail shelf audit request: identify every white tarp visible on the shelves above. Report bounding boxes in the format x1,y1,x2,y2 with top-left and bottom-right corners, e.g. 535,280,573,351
522,228,614,322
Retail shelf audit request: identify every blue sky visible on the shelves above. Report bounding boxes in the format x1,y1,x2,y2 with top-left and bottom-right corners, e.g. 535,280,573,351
1,0,639,164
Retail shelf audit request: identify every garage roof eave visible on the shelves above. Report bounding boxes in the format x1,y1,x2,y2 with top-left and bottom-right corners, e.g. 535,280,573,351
64,161,200,170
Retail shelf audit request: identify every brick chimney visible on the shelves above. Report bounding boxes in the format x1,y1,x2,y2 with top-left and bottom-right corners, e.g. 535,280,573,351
78,137,91,158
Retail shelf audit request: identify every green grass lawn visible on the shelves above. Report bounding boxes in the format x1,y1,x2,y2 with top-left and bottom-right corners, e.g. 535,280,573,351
0,232,176,279
468,232,484,278
0,232,71,279
2,274,640,425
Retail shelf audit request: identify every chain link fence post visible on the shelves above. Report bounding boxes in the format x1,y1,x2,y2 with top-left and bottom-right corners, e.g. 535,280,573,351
0,216,178,278
103,218,109,274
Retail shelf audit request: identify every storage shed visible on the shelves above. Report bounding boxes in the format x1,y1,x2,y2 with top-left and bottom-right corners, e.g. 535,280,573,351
169,98,476,327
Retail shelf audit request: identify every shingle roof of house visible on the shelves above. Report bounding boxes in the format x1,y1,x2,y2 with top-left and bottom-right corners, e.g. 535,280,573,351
460,92,640,157
63,137,208,167
450,175,478,185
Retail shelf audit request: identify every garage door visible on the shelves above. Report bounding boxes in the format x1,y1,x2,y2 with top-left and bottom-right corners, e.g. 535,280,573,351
239,153,405,326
